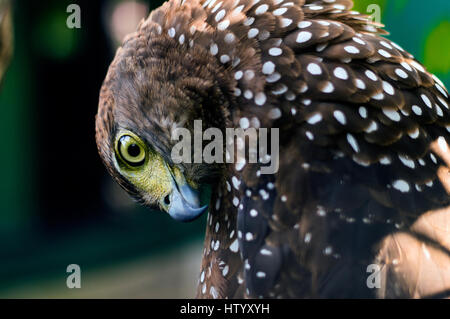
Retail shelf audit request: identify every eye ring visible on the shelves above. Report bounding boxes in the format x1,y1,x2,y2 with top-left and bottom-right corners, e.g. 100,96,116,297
116,134,146,167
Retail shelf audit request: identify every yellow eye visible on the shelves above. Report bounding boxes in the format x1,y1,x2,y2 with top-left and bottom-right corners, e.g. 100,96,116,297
117,134,146,167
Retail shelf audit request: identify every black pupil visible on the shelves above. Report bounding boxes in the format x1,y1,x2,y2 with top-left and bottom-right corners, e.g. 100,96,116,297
127,143,141,157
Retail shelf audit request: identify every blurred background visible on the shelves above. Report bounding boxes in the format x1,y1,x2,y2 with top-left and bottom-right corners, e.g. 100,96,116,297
0,0,448,298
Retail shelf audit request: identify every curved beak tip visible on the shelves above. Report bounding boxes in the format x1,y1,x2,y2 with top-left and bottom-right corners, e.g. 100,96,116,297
169,204,208,222
166,178,208,222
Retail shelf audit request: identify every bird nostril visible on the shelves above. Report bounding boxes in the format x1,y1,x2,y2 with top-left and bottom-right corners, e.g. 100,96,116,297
164,194,171,206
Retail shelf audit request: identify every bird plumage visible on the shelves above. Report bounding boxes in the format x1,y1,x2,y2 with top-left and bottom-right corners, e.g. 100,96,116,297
96,0,450,298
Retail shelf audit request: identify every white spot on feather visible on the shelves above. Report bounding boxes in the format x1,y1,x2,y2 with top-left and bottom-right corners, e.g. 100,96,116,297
347,134,360,153
344,46,360,54
229,239,239,252
255,92,267,105
321,82,334,93
398,155,415,169
262,61,275,75
437,136,448,153
393,180,410,193
296,31,312,43
304,233,312,243
333,110,347,125
273,7,287,15
382,109,401,122
412,105,422,116
307,63,322,75
222,265,229,276
333,67,348,80
268,108,282,119
307,113,322,125
421,94,432,108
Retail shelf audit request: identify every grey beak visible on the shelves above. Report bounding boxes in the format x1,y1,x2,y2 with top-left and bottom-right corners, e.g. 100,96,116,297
166,170,208,222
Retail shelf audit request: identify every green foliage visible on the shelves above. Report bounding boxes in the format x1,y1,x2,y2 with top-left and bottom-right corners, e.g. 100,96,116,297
424,20,450,75
352,0,387,16
392,0,409,13
33,7,81,60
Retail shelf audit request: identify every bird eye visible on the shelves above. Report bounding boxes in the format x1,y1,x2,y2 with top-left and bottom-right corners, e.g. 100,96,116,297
117,134,146,167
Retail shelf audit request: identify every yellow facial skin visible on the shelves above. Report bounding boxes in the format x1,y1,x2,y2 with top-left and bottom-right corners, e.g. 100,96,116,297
114,129,175,210
112,129,208,222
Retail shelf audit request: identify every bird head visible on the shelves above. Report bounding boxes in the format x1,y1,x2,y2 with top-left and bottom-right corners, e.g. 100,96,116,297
95,31,233,222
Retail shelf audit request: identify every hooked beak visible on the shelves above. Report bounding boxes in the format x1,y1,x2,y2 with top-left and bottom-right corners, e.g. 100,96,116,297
163,166,208,222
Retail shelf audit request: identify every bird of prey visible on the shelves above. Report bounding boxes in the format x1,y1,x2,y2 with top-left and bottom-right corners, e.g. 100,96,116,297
95,0,450,298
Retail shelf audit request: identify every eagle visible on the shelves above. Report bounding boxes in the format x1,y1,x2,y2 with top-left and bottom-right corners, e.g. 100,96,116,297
95,0,450,298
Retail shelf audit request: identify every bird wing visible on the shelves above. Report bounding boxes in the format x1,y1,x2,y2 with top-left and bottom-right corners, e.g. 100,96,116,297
225,0,450,298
